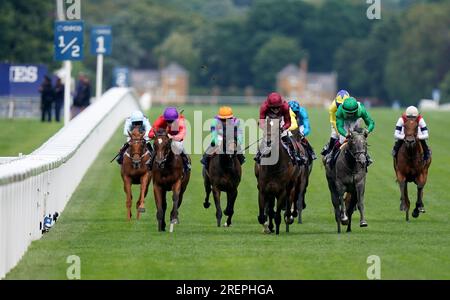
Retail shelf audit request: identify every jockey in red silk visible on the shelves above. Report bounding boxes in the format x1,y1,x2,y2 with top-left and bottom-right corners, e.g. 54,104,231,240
148,107,191,171
255,92,303,165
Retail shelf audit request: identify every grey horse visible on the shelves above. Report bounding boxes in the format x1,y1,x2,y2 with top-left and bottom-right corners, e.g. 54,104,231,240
323,128,369,233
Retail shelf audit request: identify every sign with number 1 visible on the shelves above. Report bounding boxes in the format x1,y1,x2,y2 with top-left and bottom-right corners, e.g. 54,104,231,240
90,26,112,56
54,21,84,61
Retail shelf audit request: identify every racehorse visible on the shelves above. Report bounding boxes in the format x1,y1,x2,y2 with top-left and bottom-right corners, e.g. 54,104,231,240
152,128,191,232
291,129,313,224
323,128,369,233
202,138,242,227
394,117,431,221
120,127,152,220
255,119,300,235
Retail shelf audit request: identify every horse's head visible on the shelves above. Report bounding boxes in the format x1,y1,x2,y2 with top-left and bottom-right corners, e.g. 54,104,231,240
127,127,146,169
404,117,419,149
153,128,172,168
347,128,368,167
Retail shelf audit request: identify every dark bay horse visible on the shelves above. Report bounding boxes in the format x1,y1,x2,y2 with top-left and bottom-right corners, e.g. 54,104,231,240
394,117,431,221
120,127,152,220
291,129,313,224
203,139,242,227
255,119,300,235
323,128,369,233
152,128,191,232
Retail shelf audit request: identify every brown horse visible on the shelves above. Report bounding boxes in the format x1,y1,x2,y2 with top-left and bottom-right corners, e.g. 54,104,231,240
203,139,242,227
394,117,431,221
255,119,300,235
152,128,191,232
291,129,313,224
120,127,152,220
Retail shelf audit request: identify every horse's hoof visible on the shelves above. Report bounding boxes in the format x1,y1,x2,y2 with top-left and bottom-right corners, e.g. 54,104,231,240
360,221,368,227
297,219,303,224
169,223,174,233
171,219,179,225
412,209,420,218
203,202,210,209
419,207,426,213
263,223,271,234
223,222,232,227
138,207,145,213
341,218,349,226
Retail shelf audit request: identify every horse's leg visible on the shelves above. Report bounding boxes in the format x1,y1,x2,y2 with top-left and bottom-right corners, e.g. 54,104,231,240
297,172,307,224
267,196,275,233
136,174,149,219
258,189,268,232
170,180,182,232
413,174,427,218
203,168,212,209
356,180,367,227
346,191,358,233
161,192,167,231
224,189,237,227
275,193,285,235
153,185,165,232
399,181,410,221
123,176,133,221
212,187,222,227
336,182,348,225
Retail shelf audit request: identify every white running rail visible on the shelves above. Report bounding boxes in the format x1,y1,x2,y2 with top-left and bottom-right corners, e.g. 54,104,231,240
0,88,140,279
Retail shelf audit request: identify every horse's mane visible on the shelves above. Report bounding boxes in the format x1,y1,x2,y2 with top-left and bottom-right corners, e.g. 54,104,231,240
156,128,167,136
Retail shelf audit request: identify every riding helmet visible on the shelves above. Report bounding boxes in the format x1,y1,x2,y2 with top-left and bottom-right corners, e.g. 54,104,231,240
163,107,179,121
342,97,359,113
405,106,419,118
288,100,301,113
218,106,233,119
130,111,144,123
335,90,350,104
267,92,283,107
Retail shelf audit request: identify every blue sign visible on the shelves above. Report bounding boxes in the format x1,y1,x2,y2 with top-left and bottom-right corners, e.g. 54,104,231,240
90,25,112,56
0,63,48,96
113,67,130,87
54,20,84,61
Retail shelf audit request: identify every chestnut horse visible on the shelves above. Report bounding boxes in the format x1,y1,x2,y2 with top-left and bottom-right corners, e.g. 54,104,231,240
120,127,152,220
394,117,431,221
152,128,191,232
255,119,300,235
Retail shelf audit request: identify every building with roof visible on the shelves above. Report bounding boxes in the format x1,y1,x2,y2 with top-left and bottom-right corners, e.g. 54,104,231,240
277,59,337,107
130,62,189,104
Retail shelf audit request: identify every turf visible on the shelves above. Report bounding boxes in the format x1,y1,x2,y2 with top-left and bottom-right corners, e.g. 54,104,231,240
5,106,450,279
0,119,62,157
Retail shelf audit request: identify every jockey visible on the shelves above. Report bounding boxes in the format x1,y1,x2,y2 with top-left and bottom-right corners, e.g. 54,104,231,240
200,106,246,169
392,106,431,161
116,110,152,165
288,100,317,161
255,92,303,165
321,90,350,156
148,107,191,171
329,97,375,165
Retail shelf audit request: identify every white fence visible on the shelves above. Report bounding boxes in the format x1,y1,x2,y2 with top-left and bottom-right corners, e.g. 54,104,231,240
0,88,140,279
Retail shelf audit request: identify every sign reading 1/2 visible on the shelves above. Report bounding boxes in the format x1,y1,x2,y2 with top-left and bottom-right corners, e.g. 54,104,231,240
90,26,112,56
54,21,84,61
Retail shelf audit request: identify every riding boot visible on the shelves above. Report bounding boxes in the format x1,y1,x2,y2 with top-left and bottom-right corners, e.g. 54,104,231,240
237,154,246,165
116,143,129,165
181,152,191,171
328,143,340,168
420,139,431,162
283,135,303,165
200,152,211,169
392,139,403,157
303,139,317,161
321,137,338,156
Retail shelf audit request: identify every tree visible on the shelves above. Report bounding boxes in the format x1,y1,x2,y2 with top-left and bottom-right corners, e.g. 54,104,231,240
384,2,450,105
251,35,305,91
153,32,200,83
439,72,450,104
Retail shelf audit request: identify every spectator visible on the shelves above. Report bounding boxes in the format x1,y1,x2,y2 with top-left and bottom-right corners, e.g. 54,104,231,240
54,78,64,122
39,75,54,122
72,73,91,118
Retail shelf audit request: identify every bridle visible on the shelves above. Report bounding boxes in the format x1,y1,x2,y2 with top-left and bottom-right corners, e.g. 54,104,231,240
125,137,150,169
154,135,172,169
345,133,368,168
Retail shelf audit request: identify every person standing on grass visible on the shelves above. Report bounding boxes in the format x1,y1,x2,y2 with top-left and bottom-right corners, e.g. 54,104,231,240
72,73,91,119
39,75,54,122
54,78,64,122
